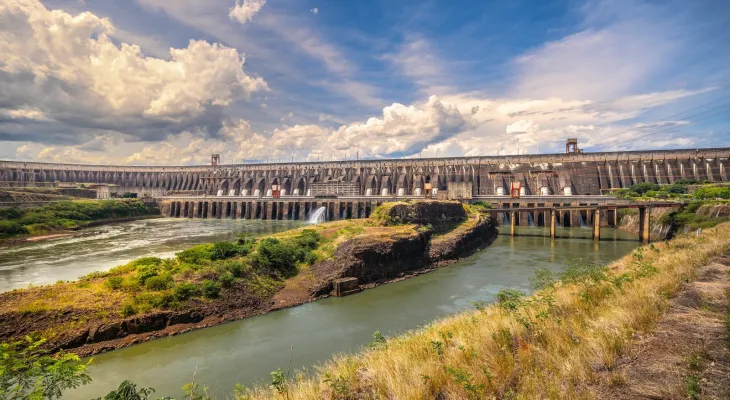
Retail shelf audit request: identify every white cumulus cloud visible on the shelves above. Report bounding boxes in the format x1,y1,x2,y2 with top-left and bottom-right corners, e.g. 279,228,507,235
229,0,267,24
0,0,267,143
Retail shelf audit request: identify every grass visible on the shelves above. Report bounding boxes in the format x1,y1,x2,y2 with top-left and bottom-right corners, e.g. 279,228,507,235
242,222,730,400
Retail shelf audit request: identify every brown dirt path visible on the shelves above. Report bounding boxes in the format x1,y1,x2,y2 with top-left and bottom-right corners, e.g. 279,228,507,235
593,254,730,399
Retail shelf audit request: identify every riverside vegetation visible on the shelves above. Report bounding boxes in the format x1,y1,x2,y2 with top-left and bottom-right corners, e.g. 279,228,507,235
238,226,730,399
2,218,729,399
0,200,156,238
0,201,491,358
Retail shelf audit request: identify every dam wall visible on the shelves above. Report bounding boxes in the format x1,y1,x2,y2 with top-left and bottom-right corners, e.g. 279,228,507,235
2,148,729,198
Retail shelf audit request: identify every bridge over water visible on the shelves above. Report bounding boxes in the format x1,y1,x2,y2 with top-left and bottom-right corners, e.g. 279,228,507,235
158,193,680,242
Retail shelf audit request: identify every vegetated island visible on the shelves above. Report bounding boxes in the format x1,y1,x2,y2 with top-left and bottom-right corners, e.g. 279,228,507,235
0,199,159,243
0,201,497,356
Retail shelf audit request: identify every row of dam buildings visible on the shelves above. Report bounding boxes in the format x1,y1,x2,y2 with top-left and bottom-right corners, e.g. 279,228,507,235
2,148,729,199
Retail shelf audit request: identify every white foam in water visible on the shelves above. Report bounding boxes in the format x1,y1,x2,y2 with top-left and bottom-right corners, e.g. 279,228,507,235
309,206,327,224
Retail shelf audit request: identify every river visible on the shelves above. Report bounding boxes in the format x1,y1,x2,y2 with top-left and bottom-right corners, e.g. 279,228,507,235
0,218,302,292
44,221,640,399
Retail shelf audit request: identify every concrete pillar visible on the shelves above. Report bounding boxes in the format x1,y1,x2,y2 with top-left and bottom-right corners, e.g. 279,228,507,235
610,208,618,227
265,201,273,220
510,211,516,236
639,207,650,242
161,201,171,217
593,208,601,240
190,202,197,218
550,210,557,239
333,201,340,220
236,202,243,219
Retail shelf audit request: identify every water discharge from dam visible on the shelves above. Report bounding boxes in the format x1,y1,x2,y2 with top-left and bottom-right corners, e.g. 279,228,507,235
38,221,641,399
308,206,327,224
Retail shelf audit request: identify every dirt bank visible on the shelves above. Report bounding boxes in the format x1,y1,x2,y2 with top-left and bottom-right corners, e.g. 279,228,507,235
0,202,497,357
592,253,730,399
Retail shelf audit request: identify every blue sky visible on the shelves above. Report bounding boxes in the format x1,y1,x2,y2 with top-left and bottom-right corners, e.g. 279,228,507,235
0,0,728,164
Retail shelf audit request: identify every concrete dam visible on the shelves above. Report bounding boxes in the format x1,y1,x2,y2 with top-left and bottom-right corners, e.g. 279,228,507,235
2,148,729,198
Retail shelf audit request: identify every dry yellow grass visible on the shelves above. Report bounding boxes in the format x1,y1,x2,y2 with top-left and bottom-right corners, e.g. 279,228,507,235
242,224,730,400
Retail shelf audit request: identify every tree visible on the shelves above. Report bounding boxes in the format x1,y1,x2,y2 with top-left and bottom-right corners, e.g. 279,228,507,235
0,337,91,400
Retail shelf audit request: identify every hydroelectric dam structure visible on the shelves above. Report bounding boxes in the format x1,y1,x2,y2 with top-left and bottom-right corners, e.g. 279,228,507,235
2,147,729,239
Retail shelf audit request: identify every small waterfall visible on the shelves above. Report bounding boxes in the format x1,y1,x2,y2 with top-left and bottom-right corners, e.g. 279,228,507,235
527,213,535,227
502,213,509,225
579,213,587,228
309,206,327,224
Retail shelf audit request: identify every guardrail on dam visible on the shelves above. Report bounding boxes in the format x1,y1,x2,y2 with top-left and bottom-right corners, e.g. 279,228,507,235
2,148,729,197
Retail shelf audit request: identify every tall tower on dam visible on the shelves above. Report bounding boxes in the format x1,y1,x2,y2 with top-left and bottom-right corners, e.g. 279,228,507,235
1,147,729,199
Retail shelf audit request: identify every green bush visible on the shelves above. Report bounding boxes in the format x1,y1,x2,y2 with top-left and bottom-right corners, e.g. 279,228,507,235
210,241,251,260
144,274,172,291
173,282,200,301
630,182,660,195
201,280,221,299
121,302,136,317
0,220,28,236
176,244,215,264
0,207,24,220
120,277,141,292
662,183,688,194
219,272,235,288
254,238,299,277
135,265,160,285
693,186,730,199
223,260,246,278
105,276,124,290
127,257,162,269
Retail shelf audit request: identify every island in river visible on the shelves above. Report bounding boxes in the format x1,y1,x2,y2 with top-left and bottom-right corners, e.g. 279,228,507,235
0,201,497,356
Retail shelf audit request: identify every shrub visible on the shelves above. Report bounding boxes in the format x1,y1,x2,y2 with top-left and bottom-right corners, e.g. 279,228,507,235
254,238,299,277
0,220,27,236
662,183,688,194
630,182,660,195
105,276,124,290
693,186,730,199
201,280,221,299
176,244,215,264
0,207,24,220
173,282,200,301
120,277,141,292
121,302,136,317
223,260,247,278
135,265,160,285
292,229,321,250
127,257,163,269
219,272,235,288
211,241,251,260
0,337,92,399
144,274,172,291
95,380,156,400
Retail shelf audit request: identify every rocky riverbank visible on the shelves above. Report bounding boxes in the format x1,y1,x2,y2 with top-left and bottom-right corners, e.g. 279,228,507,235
0,201,497,357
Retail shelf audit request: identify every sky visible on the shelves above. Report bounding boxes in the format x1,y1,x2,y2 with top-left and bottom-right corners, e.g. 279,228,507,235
0,0,729,165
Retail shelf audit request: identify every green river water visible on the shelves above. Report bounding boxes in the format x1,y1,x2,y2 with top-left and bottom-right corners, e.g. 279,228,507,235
0,219,639,399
